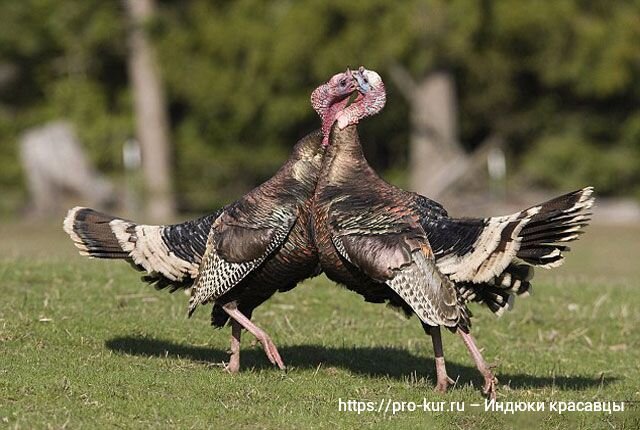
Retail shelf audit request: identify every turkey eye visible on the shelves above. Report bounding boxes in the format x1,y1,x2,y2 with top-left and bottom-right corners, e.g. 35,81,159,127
339,79,346,87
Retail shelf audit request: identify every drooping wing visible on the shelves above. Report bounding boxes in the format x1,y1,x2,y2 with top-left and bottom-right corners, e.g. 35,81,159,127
328,200,460,327
188,207,296,315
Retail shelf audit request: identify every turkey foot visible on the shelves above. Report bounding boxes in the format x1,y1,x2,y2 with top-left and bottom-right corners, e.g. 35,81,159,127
457,329,498,400
482,373,498,400
434,357,455,393
225,319,241,374
425,325,455,393
222,302,285,370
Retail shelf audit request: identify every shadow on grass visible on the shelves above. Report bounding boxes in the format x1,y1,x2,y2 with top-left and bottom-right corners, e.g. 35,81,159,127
105,335,614,391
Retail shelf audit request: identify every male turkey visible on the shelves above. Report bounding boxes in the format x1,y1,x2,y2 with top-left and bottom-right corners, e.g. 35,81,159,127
64,69,358,372
311,67,594,399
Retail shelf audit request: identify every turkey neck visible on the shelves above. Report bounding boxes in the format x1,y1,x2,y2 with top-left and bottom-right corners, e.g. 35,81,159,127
315,124,420,215
287,131,326,190
259,130,325,203
317,125,377,188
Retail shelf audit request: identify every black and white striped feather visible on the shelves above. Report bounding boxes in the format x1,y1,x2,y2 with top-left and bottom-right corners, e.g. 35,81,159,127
63,207,217,291
420,187,594,315
187,207,296,315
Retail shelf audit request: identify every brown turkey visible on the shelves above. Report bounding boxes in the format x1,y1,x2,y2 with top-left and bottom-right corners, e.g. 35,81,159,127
64,69,359,372
311,66,594,399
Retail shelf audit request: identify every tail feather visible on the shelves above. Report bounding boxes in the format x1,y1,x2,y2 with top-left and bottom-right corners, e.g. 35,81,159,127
63,206,218,290
521,227,584,244
476,187,593,314
458,263,532,316
63,207,131,259
425,187,594,318
517,187,594,267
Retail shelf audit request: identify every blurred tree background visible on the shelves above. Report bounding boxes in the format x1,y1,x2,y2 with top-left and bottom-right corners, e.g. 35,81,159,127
0,0,639,217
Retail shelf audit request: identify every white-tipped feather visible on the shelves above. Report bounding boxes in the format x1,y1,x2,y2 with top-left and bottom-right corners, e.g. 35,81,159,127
109,220,198,281
494,304,507,317
578,187,594,204
437,207,539,283
63,206,90,255
493,293,515,318
511,279,521,293
558,234,580,242
500,272,512,288
528,247,565,270
109,219,136,252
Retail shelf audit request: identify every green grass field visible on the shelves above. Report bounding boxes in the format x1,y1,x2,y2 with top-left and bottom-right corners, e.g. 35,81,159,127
1,221,639,429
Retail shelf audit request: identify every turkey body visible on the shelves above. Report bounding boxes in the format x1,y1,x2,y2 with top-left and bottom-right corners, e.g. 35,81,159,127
66,65,360,371
203,130,325,326
312,126,464,328
312,120,593,398
65,130,324,333
64,131,324,327
313,125,594,325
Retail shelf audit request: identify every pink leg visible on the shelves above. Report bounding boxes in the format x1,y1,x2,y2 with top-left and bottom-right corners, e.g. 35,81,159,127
222,302,285,370
225,319,241,374
457,329,497,400
431,326,454,393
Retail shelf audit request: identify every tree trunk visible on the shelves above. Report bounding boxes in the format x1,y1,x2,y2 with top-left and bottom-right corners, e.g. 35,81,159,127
389,65,465,197
125,0,175,221
408,71,462,197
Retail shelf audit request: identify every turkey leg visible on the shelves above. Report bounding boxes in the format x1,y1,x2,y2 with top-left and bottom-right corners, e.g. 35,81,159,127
222,302,285,370
226,319,242,373
457,329,497,399
424,324,454,392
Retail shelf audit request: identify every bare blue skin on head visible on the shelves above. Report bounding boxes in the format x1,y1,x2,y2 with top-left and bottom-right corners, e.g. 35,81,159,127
354,68,370,93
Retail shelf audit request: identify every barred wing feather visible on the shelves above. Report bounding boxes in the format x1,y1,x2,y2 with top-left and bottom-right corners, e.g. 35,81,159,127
188,208,296,315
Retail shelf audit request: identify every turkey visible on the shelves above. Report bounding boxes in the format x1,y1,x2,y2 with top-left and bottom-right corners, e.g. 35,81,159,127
64,69,359,372
311,66,594,399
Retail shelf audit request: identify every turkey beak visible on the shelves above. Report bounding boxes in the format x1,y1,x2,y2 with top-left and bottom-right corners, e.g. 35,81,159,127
355,69,370,94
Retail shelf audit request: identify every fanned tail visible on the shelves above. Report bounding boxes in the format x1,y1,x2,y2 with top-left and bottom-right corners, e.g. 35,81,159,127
425,187,595,318
63,206,218,291
517,187,594,268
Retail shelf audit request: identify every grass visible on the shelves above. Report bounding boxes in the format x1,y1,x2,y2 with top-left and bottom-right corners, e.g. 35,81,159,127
1,220,640,429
